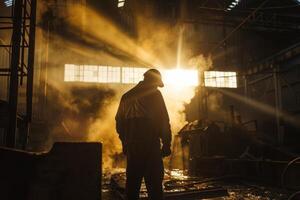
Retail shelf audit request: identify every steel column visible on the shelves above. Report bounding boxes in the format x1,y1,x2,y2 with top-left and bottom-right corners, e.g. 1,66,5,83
244,75,248,97
7,0,23,148
26,0,37,124
24,0,37,148
273,66,283,145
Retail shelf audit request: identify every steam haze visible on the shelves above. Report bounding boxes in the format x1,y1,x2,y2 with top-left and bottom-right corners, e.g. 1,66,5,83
35,2,214,170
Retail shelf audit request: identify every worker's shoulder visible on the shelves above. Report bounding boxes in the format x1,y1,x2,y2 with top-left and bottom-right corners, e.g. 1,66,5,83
121,91,130,101
151,88,162,96
155,89,163,95
121,86,138,99
121,84,162,100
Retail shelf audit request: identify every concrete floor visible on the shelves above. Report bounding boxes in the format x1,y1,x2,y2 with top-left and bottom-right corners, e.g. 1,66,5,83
102,171,292,200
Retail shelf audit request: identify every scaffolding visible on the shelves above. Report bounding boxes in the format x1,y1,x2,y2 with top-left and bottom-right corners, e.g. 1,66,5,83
0,0,37,148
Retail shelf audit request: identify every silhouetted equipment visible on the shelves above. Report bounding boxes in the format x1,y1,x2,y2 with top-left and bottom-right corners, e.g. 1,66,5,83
178,119,297,167
0,142,102,200
176,118,300,190
178,119,255,160
0,0,37,148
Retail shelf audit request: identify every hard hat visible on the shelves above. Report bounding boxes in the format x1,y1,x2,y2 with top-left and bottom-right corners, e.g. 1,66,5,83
143,69,164,87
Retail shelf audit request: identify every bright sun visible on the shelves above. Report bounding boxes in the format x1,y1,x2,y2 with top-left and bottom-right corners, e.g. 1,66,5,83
162,69,199,87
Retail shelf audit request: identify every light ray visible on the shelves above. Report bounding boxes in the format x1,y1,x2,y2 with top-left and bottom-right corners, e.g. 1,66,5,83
215,88,300,128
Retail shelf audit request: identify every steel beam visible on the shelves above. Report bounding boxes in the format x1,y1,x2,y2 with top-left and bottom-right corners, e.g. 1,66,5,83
248,74,273,85
25,0,37,147
20,0,28,85
247,42,300,75
194,7,300,32
7,0,23,148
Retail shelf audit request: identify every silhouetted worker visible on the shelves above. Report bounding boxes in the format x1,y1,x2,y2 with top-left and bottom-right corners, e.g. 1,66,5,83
116,69,172,200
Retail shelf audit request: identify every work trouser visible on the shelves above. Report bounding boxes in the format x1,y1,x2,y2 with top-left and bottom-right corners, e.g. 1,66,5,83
125,147,164,200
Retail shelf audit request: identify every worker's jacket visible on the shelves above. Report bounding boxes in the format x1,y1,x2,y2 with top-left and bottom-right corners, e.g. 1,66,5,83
115,81,171,155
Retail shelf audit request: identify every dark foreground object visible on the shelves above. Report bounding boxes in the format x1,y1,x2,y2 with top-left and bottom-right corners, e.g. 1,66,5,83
0,142,102,200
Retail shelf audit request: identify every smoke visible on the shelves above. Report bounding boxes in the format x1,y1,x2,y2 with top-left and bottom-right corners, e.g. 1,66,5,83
44,83,115,138
87,97,123,170
41,81,124,171
188,54,213,72
33,2,216,171
160,85,196,170
207,91,223,112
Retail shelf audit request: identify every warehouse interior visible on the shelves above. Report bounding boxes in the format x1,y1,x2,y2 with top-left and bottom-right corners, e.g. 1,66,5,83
0,0,300,199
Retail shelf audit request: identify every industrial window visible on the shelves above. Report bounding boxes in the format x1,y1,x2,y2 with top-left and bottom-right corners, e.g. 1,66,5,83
204,71,237,88
226,0,240,11
64,64,121,83
83,65,98,82
107,66,121,83
118,0,125,8
98,66,108,83
122,67,148,84
64,64,144,84
64,64,199,86
4,0,13,7
96,66,121,83
64,64,84,82
64,64,74,81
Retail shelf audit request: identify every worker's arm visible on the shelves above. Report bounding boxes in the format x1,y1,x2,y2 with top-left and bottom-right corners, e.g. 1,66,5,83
156,92,172,156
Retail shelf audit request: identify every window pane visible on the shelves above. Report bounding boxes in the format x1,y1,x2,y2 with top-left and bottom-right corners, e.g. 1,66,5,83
108,66,121,83
98,66,108,83
64,64,76,81
204,71,237,88
83,65,98,82
118,2,125,7
122,67,148,84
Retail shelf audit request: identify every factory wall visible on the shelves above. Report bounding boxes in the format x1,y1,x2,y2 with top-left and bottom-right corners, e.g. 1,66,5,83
0,48,9,101
25,0,300,154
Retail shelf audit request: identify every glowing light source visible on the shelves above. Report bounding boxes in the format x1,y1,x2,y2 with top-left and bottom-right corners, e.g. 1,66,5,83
226,0,241,11
162,69,198,87
118,0,125,8
204,71,237,88
4,0,13,7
